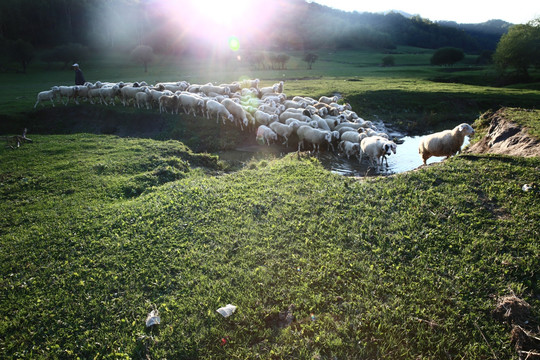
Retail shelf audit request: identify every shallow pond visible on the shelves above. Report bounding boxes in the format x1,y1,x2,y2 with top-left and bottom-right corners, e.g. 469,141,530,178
218,133,470,177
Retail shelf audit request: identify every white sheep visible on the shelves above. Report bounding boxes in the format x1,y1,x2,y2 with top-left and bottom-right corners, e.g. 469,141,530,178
335,122,364,131
269,122,295,146
340,131,367,144
120,86,145,107
337,126,357,135
292,96,317,106
58,86,79,105
329,102,352,112
74,85,90,103
87,88,102,104
254,110,278,126
418,123,475,165
338,140,360,160
283,100,304,109
219,82,241,93
178,93,204,116
199,84,230,96
222,98,249,130
279,110,311,123
256,125,277,146
359,136,397,171
206,99,234,124
34,86,60,108
239,78,260,89
160,81,189,92
318,95,339,104
296,125,332,153
136,91,152,109
99,85,121,106
258,103,284,115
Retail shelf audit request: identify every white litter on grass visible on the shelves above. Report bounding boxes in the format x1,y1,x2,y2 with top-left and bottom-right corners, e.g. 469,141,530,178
216,304,237,318
522,184,533,192
145,309,160,327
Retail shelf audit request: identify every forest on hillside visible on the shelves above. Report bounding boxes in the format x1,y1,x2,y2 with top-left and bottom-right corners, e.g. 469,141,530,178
0,0,512,56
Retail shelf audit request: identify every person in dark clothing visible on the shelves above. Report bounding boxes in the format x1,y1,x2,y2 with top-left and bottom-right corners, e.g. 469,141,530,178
73,63,86,85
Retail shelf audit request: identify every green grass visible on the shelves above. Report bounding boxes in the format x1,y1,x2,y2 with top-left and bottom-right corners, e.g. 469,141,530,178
1,134,539,359
1,48,539,359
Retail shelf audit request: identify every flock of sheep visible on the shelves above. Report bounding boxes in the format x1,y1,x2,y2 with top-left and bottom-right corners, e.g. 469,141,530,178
34,79,474,172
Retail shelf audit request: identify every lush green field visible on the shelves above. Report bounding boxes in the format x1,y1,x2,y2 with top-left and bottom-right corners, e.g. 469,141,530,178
1,48,539,359
0,134,539,359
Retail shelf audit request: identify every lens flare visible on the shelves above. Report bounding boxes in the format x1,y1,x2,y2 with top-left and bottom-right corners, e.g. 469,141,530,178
228,36,240,51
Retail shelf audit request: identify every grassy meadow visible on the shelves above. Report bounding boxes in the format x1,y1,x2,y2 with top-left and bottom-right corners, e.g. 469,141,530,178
1,47,539,359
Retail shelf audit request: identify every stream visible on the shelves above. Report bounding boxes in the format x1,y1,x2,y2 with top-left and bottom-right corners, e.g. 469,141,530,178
217,125,470,177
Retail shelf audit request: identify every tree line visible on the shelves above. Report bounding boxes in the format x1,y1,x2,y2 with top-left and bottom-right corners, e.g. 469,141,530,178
0,0,511,54
1,0,537,79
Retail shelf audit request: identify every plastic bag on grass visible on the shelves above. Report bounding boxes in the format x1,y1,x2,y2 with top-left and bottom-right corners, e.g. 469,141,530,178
145,309,160,327
216,304,237,318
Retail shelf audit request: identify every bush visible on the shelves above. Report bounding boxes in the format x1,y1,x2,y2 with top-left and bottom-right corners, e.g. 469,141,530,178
430,47,464,66
381,55,395,67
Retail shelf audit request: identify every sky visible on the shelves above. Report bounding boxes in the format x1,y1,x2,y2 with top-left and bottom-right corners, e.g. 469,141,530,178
309,0,539,24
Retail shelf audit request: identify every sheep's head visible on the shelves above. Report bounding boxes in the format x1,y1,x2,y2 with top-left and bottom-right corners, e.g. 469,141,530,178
382,143,393,156
227,114,234,122
331,131,340,141
324,132,332,143
456,123,475,136
329,107,339,116
387,141,397,154
303,109,312,117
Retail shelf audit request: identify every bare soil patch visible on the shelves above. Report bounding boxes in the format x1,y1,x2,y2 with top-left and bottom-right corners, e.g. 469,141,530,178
466,109,540,157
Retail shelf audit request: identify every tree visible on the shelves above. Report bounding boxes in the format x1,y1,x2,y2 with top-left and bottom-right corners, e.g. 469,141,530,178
8,39,34,73
430,47,464,66
493,19,540,77
303,53,318,70
130,45,154,73
276,54,290,70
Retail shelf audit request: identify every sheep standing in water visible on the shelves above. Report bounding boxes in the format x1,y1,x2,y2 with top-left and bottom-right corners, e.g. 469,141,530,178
419,123,475,165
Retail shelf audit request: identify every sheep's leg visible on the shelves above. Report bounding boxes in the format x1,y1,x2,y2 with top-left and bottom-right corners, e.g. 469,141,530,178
34,100,39,108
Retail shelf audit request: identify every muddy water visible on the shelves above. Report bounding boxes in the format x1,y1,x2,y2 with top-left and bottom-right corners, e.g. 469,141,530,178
218,134,470,177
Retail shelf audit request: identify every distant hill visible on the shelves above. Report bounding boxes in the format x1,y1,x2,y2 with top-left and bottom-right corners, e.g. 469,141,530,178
437,19,513,50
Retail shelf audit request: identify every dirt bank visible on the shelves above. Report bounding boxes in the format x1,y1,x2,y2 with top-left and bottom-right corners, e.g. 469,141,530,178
466,108,540,157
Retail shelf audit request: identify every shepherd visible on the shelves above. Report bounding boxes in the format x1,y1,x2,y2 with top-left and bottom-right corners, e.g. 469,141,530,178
72,63,86,85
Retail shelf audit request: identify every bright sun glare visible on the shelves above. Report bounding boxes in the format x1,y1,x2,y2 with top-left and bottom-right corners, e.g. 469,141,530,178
186,0,255,48
157,0,277,52
191,0,251,27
